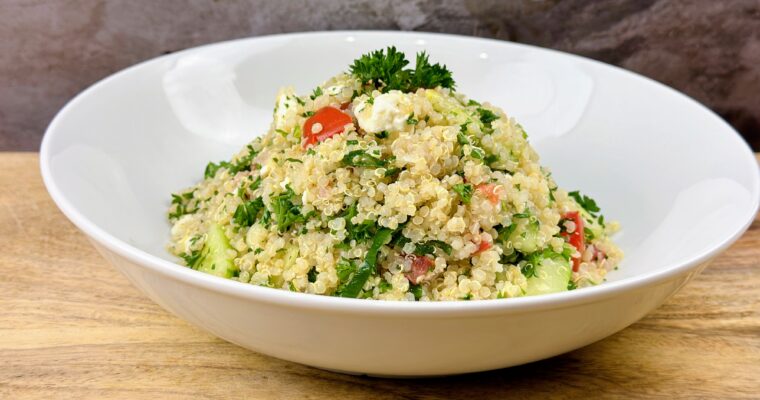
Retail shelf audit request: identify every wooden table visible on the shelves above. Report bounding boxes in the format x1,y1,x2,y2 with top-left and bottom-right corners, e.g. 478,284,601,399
1,152,758,399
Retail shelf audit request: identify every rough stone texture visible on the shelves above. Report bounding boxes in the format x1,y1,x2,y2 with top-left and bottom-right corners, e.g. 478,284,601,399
1,0,759,150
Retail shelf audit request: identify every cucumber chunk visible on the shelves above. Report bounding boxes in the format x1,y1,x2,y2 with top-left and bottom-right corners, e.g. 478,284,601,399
196,223,238,278
524,253,571,296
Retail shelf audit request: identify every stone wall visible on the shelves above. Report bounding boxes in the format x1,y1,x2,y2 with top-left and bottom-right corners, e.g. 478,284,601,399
2,0,758,150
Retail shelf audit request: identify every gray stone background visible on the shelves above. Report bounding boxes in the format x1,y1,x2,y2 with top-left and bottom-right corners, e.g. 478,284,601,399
2,0,759,151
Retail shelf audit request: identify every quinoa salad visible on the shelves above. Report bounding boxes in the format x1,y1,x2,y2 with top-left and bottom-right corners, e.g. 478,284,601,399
167,47,622,301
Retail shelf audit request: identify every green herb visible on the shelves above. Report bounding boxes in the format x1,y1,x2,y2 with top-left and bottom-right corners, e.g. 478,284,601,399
307,267,318,283
285,158,303,163
457,131,470,146
568,191,601,216
384,167,401,177
410,52,456,92
294,96,305,106
337,228,392,298
254,248,264,255
302,111,315,117
409,284,423,300
470,147,485,160
513,212,530,219
367,95,374,105
271,185,308,232
276,129,289,137
567,280,578,290
462,293,473,300
452,183,473,204
232,197,265,228
338,202,377,244
249,176,263,192
306,148,316,155
347,139,359,145
336,258,356,283
375,130,390,139
342,150,388,168
179,249,204,269
406,113,418,125
467,99,481,107
484,154,499,166
378,280,393,293
477,107,499,127
584,227,595,242
169,191,198,220
520,261,537,278
496,223,518,243
310,86,323,100
413,240,452,256
349,46,455,93
204,144,258,179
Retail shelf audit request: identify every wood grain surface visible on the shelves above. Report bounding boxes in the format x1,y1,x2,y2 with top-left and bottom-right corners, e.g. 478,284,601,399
1,152,758,399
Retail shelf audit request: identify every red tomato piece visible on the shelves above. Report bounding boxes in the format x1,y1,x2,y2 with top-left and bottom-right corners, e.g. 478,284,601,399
561,211,586,272
302,106,352,148
405,255,434,284
476,183,500,205
474,239,492,255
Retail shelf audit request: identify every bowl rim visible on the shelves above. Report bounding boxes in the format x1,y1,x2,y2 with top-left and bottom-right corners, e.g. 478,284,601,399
39,30,760,317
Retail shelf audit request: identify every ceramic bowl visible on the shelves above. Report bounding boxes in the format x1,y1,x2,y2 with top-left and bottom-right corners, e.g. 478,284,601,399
40,31,760,376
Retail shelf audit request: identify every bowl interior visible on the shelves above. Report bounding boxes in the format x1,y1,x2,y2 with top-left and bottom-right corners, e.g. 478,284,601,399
42,32,759,285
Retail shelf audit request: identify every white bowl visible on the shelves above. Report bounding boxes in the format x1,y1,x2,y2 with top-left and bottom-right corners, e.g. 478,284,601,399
40,31,759,376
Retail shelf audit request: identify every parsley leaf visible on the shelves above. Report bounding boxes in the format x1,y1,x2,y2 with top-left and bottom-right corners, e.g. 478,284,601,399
169,191,197,221
452,183,473,204
232,197,265,228
477,107,499,127
271,185,308,232
310,86,323,100
349,46,455,93
568,191,601,215
413,240,452,256
336,228,393,298
342,150,388,168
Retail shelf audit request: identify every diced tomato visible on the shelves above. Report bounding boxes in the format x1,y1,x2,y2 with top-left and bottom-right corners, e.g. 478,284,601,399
302,106,352,148
476,183,500,205
561,211,585,272
474,239,492,254
405,255,434,284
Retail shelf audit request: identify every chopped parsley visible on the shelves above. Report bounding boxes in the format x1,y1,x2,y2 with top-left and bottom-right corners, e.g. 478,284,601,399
232,197,265,228
307,267,318,283
413,240,452,256
470,147,485,160
477,107,499,127
347,139,359,145
349,46,455,93
342,150,388,168
249,176,263,192
179,249,204,269
409,284,423,300
336,228,393,298
452,183,473,204
406,113,418,125
568,191,601,216
169,191,197,221
484,153,499,166
310,86,323,100
284,158,303,163
302,111,315,118
271,185,309,232
204,144,258,179
378,280,393,293
375,130,390,139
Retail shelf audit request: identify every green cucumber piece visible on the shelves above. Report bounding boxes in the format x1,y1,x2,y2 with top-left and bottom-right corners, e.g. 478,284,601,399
196,223,238,278
524,255,571,296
